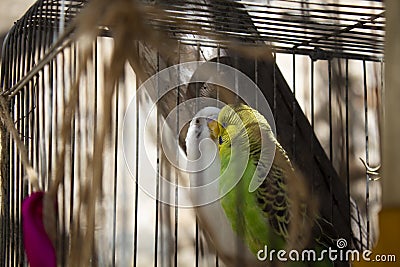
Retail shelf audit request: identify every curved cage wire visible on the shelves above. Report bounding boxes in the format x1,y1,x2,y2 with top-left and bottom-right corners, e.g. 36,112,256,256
0,0,382,266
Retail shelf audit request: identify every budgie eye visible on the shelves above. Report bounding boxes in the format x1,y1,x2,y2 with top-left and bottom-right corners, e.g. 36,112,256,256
219,136,223,145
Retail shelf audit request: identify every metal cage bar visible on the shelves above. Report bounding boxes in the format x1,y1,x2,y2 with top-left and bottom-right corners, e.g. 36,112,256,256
0,0,383,266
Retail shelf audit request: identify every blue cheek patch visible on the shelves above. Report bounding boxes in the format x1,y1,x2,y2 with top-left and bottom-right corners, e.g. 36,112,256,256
219,136,223,145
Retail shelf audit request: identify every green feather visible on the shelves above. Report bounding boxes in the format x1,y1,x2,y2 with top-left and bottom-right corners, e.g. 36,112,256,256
217,103,335,267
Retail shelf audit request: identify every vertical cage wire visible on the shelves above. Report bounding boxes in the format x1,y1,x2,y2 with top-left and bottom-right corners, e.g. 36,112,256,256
363,59,371,249
154,50,161,267
174,42,180,267
1,46,383,266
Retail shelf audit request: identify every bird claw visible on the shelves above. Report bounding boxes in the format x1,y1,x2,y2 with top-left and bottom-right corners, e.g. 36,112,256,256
359,157,381,181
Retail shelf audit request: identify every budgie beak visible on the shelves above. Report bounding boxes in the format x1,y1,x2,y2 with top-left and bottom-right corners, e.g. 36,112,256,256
207,119,220,139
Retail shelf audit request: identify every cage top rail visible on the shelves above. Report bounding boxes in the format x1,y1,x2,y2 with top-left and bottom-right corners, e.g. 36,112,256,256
1,0,385,91
155,0,384,61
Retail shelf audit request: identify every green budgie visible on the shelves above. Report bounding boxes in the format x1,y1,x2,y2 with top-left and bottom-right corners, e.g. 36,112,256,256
186,104,337,267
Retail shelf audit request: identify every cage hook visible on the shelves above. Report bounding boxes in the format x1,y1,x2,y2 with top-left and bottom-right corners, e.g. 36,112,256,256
359,157,381,181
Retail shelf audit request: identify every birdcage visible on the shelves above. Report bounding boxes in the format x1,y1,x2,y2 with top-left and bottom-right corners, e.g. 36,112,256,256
0,0,385,266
